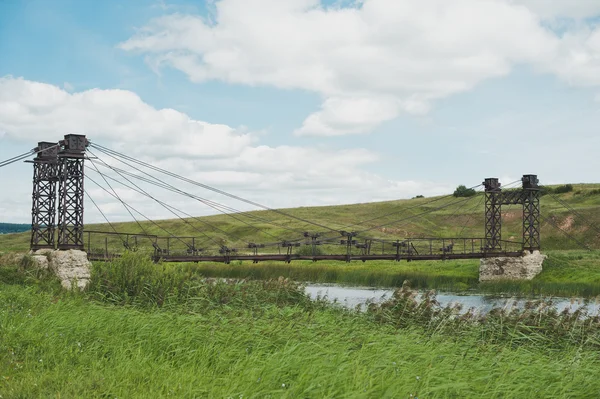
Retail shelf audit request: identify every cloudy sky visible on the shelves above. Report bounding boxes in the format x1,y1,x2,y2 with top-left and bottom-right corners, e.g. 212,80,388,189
1,0,600,224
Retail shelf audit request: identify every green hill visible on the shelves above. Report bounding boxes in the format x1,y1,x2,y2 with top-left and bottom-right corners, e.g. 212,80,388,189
0,223,29,235
1,183,599,253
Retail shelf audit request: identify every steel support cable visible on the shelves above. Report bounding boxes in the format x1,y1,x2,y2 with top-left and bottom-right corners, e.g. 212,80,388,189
83,188,129,247
356,194,480,235
86,162,246,248
86,151,238,241
91,143,338,235
85,160,295,243
539,213,591,251
0,143,64,168
417,189,485,237
549,193,600,236
319,181,519,244
456,193,486,238
87,148,311,238
97,164,307,237
315,192,488,245
0,150,36,168
87,165,223,248
336,183,483,232
86,173,194,250
87,156,151,237
90,143,341,233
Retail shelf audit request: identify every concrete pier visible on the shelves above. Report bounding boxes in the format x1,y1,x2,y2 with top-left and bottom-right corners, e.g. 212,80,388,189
479,251,546,281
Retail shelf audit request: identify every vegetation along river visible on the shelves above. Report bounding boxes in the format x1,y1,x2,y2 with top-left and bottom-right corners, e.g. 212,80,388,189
305,284,600,314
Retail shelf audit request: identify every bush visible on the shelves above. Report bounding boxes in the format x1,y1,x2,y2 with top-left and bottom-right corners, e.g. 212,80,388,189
87,251,315,310
295,244,324,256
453,185,477,198
554,184,573,194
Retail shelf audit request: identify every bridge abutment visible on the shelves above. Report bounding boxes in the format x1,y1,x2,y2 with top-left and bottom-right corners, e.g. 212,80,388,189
479,250,546,281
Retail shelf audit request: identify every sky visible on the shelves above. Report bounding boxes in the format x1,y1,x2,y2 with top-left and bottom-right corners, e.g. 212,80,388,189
1,0,600,224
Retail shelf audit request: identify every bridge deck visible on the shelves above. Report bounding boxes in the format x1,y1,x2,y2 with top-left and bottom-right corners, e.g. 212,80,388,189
87,251,524,263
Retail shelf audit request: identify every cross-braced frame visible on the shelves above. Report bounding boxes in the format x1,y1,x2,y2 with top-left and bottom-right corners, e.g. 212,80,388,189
30,142,59,250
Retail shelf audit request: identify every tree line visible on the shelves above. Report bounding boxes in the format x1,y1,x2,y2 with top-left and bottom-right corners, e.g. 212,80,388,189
0,223,30,234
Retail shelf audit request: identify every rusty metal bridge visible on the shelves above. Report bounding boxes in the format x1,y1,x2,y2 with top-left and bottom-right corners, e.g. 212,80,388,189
22,134,542,264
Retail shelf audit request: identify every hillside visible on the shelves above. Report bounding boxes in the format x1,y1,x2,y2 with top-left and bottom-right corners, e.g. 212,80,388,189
0,223,29,235
1,184,599,253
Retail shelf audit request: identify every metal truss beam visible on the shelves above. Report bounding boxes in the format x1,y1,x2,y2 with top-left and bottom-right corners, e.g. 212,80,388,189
483,175,541,253
57,134,89,250
30,142,59,250
484,178,502,251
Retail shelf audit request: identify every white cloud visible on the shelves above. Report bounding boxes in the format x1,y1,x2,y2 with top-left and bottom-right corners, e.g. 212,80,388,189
0,76,255,159
510,0,600,19
0,76,449,223
118,0,600,136
120,0,561,136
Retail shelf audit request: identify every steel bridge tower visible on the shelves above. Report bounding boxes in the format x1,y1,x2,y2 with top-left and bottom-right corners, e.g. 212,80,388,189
56,134,89,250
30,142,60,250
483,174,541,254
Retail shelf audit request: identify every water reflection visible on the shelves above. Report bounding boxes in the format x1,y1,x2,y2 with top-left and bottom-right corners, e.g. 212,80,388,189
305,284,600,314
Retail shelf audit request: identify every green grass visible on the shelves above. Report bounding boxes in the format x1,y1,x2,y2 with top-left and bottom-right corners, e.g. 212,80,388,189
174,250,600,297
3,256,600,397
2,183,600,253
2,184,600,296
180,258,480,291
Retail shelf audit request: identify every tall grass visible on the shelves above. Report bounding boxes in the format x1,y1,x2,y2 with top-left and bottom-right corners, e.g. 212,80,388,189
88,252,319,311
3,256,600,397
4,255,600,397
181,259,478,291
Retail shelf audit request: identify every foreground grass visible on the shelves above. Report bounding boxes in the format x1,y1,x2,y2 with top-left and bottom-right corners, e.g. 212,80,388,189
3,255,600,397
3,284,600,398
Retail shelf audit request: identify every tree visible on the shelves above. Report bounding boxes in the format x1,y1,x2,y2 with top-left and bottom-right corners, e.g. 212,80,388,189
453,185,476,198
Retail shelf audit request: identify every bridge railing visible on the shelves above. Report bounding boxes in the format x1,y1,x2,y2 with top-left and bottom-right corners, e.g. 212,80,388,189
85,230,525,262
85,230,159,260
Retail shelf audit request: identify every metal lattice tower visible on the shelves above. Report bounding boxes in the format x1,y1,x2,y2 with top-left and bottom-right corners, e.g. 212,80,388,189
57,134,89,250
522,174,541,252
483,178,502,251
30,142,59,250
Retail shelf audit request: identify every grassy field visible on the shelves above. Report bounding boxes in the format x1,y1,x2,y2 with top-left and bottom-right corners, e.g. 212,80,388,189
1,183,599,253
3,254,600,398
1,183,599,296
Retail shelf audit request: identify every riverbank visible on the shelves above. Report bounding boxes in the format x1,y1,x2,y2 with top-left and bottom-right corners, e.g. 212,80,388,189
2,254,600,397
178,249,600,297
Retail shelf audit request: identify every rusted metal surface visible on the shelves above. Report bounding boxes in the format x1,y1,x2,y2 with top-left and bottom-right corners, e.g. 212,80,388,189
27,140,542,262
85,230,524,263
484,175,541,253
30,142,59,250
57,135,89,250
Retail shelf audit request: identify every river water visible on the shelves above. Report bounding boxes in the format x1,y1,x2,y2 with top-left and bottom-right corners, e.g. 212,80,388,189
305,284,600,314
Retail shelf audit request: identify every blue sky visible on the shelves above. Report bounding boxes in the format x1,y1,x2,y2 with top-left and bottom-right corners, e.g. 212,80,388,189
1,0,600,223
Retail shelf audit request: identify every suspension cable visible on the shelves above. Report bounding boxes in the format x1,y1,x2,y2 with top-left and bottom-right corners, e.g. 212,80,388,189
540,213,591,251
87,156,150,236
87,162,257,247
337,183,483,231
88,147,311,238
86,174,194,249
84,188,128,246
0,149,35,168
90,142,340,233
549,193,600,236
356,194,479,234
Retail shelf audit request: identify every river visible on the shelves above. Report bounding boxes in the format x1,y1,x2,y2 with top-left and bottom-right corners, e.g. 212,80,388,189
305,284,600,314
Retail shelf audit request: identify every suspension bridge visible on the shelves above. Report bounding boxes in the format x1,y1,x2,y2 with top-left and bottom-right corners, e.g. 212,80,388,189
4,133,586,266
